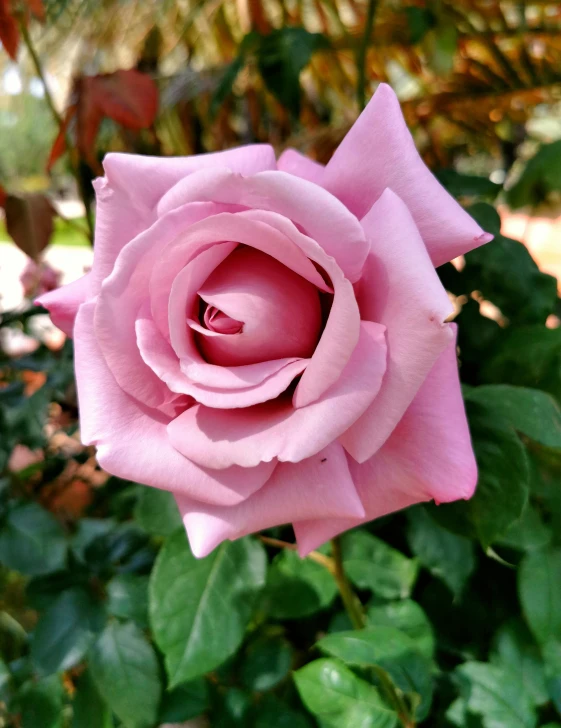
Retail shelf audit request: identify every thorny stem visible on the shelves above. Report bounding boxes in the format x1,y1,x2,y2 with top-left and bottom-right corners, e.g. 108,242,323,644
330,536,366,630
18,18,94,244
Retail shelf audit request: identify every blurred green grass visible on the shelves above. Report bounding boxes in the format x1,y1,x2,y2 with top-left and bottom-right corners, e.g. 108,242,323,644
0,217,90,247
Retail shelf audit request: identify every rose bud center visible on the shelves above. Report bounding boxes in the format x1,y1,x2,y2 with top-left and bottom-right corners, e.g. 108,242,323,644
190,246,323,367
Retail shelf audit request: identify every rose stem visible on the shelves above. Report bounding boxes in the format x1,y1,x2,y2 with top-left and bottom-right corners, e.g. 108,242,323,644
331,536,366,630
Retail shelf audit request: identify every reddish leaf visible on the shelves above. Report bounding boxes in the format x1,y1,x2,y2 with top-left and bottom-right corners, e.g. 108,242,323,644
24,0,45,21
0,184,7,207
46,105,76,172
0,0,19,60
4,193,56,260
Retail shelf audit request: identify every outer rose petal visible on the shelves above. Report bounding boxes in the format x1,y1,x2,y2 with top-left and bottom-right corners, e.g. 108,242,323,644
321,83,492,266
277,149,325,185
92,146,276,291
294,329,477,555
340,189,454,464
74,302,276,506
174,442,364,558
167,322,387,468
36,272,92,336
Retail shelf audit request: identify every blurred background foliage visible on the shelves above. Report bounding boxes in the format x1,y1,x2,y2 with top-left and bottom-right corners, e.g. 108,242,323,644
2,0,561,726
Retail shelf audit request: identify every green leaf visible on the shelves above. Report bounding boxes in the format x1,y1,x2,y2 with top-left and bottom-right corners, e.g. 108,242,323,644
89,621,162,728
256,28,329,116
31,588,105,676
341,530,418,599
158,677,209,723
317,626,433,720
519,548,561,645
406,507,475,597
263,548,337,619
491,619,549,706
149,531,266,686
133,487,181,538
294,658,398,728
497,502,552,552
0,502,67,576
106,574,149,626
506,140,561,209
465,386,561,450
435,414,530,548
71,669,113,728
71,518,117,562
436,169,501,200
542,640,561,717
212,686,252,726
404,6,436,44
482,327,561,401
367,600,436,660
253,694,313,728
457,661,537,728
241,636,293,692
17,676,64,728
446,698,484,727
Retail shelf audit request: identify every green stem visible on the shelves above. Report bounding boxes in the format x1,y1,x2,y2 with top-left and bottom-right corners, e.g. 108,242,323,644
19,19,94,244
331,537,366,630
356,0,379,111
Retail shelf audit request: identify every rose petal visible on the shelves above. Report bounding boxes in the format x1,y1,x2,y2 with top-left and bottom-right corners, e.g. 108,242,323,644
91,145,276,291
321,83,492,266
192,246,322,366
35,272,92,336
95,202,220,409
277,149,325,185
156,168,368,283
339,189,454,464
75,301,276,505
137,313,310,408
167,321,387,468
174,442,364,557
294,329,477,555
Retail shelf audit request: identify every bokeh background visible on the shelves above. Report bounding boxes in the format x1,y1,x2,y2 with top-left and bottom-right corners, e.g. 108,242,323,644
1,1,561,727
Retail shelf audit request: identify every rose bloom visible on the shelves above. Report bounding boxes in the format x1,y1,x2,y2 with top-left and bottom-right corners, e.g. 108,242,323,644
21,259,61,299
39,85,492,557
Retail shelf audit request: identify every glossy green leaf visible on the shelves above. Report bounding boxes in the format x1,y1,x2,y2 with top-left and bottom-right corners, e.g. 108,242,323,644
158,677,209,723
106,574,149,626
256,28,329,116
457,661,537,728
0,502,67,576
241,636,292,691
519,548,561,645
482,327,561,401
497,503,552,552
407,507,475,597
149,531,266,686
294,658,398,728
542,640,561,717
367,600,435,660
491,619,548,706
17,676,64,728
89,621,161,728
263,547,337,619
317,626,433,720
31,588,105,676
133,487,181,538
71,669,113,728
465,386,561,450
341,530,418,599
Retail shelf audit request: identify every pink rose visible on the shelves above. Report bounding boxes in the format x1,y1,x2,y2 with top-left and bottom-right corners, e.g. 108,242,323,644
38,85,492,557
21,259,61,299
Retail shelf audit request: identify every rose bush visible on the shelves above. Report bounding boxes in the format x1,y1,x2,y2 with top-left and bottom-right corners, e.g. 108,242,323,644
38,84,492,557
